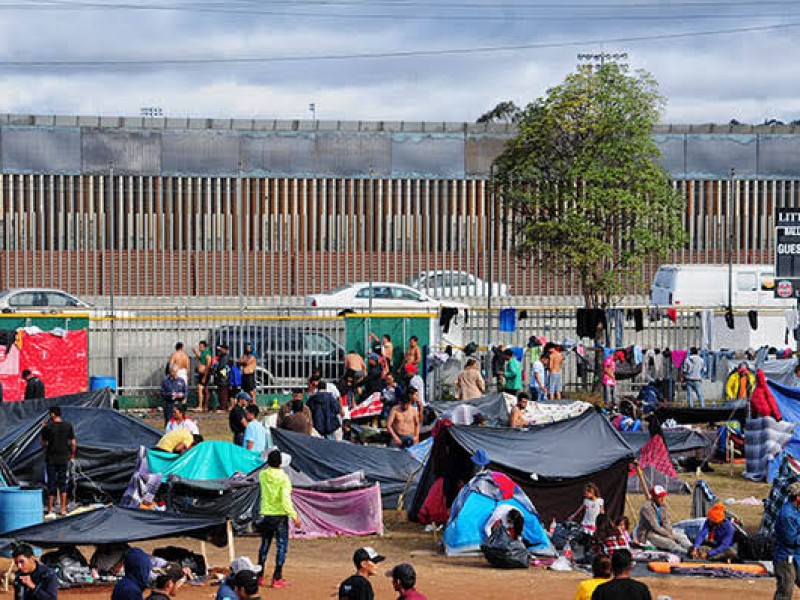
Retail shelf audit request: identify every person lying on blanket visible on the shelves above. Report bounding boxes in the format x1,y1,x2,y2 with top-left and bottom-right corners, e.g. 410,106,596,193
688,502,737,562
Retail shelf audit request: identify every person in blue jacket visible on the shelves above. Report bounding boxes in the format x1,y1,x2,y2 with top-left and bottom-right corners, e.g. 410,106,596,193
688,502,736,561
775,481,800,600
111,548,151,600
12,543,58,600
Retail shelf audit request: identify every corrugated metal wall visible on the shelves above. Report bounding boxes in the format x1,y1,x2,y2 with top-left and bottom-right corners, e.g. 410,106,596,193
2,117,800,300
1,173,798,299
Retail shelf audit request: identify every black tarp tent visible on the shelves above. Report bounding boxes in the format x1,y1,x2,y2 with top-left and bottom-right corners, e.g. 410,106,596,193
655,400,748,425
409,410,635,524
0,388,112,432
429,394,510,427
271,428,422,508
0,506,226,551
620,429,711,454
0,406,162,501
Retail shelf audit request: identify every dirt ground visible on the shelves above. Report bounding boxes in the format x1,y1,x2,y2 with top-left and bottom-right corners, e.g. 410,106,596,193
55,410,779,599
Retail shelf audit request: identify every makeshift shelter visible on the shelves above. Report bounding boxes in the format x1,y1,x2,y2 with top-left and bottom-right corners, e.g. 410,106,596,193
0,388,112,433
626,434,689,495
272,428,422,508
124,439,384,541
429,394,511,427
655,400,748,425
167,470,383,540
0,505,227,552
1,406,161,502
443,470,553,556
410,410,635,524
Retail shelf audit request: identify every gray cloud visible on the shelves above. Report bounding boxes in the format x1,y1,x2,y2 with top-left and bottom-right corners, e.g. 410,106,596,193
0,2,796,123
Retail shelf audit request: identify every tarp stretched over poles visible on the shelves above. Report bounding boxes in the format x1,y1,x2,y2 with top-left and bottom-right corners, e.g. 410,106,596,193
0,406,161,501
620,429,711,454
0,388,112,433
271,428,421,508
410,410,635,524
0,506,227,550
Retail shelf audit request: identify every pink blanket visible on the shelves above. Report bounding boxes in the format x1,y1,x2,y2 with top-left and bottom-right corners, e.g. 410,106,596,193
291,484,383,539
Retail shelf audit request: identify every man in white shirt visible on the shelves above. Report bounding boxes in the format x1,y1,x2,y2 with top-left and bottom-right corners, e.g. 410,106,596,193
164,404,200,435
405,364,425,407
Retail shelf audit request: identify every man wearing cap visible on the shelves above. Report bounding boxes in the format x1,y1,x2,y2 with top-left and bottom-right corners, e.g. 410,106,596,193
774,481,800,599
229,392,250,446
405,365,425,407
387,395,419,448
689,502,737,561
216,557,261,600
634,485,692,554
386,563,426,600
339,547,385,600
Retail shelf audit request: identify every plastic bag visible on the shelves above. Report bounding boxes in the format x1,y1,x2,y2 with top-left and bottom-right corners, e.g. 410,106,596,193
480,523,529,569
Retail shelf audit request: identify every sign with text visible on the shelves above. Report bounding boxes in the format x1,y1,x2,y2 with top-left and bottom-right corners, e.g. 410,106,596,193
775,208,800,298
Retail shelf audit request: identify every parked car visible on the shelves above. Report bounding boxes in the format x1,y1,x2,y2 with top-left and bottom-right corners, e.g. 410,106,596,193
0,288,133,318
407,270,509,298
208,324,344,389
305,282,464,313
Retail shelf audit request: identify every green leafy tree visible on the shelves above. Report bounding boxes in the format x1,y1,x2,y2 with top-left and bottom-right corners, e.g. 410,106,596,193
477,101,522,124
494,64,686,308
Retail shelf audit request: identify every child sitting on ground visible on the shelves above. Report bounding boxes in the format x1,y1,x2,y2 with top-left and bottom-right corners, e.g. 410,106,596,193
592,514,630,557
615,516,631,546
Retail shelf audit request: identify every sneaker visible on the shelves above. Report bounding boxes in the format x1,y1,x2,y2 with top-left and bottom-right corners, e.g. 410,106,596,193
257,577,266,587
44,512,56,521
271,579,291,589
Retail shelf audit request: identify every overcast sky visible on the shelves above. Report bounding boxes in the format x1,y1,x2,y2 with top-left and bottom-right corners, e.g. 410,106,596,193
0,0,797,124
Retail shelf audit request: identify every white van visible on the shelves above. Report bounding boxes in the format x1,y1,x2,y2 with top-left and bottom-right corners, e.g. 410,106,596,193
650,264,794,307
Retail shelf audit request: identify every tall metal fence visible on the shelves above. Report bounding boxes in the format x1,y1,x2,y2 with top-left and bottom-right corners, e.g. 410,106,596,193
90,304,719,401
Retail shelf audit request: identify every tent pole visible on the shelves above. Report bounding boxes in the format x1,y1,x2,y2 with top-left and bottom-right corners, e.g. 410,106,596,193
199,541,209,571
227,519,236,563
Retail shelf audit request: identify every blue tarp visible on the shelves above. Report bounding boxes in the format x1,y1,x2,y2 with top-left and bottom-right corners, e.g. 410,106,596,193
766,381,800,480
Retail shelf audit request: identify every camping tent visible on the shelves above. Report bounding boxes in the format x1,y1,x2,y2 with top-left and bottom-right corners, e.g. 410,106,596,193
272,428,422,508
410,410,634,524
442,470,553,556
626,434,689,495
0,405,161,501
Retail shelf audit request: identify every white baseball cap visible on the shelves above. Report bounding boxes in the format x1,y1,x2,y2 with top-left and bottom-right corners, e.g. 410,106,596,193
230,556,261,574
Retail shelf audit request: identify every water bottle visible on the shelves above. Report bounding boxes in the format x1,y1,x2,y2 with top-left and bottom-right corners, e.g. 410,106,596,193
563,539,573,561
549,518,557,534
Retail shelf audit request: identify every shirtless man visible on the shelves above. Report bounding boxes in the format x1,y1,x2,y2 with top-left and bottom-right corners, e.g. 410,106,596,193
239,342,258,403
400,336,421,374
547,345,563,400
169,342,191,386
193,340,213,412
344,350,367,380
369,333,394,373
387,396,419,448
508,392,530,428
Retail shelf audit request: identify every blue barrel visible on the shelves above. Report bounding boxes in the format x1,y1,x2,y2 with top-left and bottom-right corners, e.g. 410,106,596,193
90,375,117,392
0,487,43,533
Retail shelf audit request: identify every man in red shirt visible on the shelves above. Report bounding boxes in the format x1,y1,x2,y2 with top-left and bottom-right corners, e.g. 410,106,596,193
386,563,426,600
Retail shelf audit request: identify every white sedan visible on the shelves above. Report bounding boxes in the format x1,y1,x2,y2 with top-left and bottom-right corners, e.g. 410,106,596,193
407,270,509,298
305,282,464,312
0,288,132,318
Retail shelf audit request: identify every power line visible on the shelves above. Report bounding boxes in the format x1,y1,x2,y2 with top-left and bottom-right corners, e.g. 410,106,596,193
4,0,800,19
0,21,797,67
